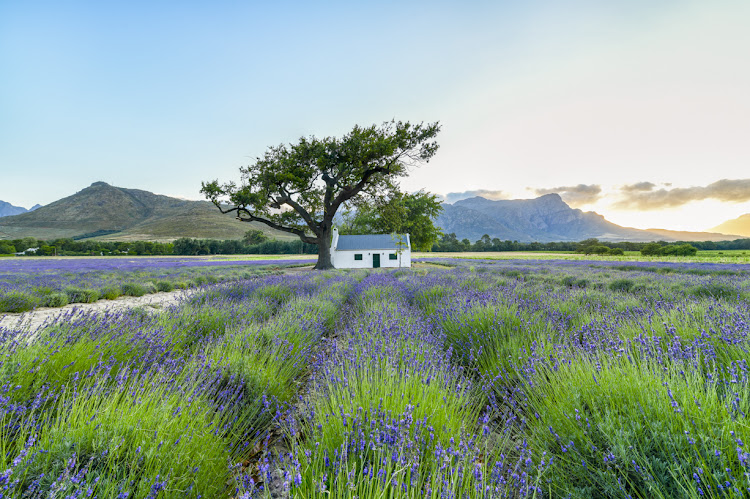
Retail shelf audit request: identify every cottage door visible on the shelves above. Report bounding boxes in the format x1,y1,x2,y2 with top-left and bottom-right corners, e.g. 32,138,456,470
372,253,380,268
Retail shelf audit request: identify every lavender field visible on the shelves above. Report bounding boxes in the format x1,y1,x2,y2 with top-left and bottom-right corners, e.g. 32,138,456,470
0,257,314,313
1,258,750,498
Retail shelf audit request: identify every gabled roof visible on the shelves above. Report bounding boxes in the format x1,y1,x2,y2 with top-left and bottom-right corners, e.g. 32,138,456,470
335,234,408,251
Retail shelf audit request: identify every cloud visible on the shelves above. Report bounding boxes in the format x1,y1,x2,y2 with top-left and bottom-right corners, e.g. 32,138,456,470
533,184,602,206
621,181,656,192
613,179,750,210
443,189,507,204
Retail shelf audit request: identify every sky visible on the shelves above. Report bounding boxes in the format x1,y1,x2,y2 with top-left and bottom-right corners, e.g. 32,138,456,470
1,0,749,232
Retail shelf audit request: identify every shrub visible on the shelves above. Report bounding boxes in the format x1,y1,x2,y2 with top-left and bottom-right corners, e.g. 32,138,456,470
607,247,624,255
0,243,16,255
156,281,174,292
661,243,698,256
64,287,100,303
0,291,38,313
608,278,634,292
640,242,663,256
560,276,577,287
121,282,148,297
99,286,122,300
44,292,69,307
689,282,738,300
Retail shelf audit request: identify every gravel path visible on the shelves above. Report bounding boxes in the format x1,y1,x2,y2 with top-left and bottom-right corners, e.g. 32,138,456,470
0,289,194,332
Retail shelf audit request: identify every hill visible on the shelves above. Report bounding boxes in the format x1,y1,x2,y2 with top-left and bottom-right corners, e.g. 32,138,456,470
437,194,740,242
710,214,750,238
0,182,294,242
0,200,39,218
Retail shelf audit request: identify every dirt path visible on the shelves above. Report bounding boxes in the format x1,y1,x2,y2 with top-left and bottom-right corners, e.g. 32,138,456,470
0,266,315,333
0,288,194,332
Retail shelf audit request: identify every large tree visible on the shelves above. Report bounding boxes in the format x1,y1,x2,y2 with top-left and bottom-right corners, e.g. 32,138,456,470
201,120,440,269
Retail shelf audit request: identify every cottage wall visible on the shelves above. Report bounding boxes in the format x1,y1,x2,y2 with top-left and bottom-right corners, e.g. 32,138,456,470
331,248,411,269
330,229,412,269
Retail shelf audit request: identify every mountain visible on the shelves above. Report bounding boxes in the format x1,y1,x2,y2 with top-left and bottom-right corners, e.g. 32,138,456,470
437,194,740,242
0,200,33,218
0,182,294,242
711,214,750,238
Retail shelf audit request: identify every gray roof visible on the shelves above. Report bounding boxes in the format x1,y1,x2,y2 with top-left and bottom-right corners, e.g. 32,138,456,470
335,234,408,251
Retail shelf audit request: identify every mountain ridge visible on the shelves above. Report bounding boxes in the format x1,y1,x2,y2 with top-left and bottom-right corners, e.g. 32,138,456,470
0,182,294,242
437,194,742,242
0,200,39,218
710,214,750,238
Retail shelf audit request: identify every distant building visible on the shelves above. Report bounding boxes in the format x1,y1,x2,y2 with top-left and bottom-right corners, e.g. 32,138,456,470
331,228,411,269
15,247,39,256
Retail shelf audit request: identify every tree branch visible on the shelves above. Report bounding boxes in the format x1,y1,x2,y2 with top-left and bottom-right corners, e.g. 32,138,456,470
274,192,320,232
211,202,318,245
328,157,401,217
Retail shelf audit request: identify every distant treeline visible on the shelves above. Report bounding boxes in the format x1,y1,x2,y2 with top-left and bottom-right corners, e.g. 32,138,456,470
0,237,174,256
3,233,750,257
0,237,315,256
431,233,750,253
172,238,317,255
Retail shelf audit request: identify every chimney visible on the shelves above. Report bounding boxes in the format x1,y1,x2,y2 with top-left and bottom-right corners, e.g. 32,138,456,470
332,227,339,249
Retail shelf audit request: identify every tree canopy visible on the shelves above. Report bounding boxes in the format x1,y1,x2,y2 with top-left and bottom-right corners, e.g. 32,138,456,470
339,190,443,251
201,120,441,269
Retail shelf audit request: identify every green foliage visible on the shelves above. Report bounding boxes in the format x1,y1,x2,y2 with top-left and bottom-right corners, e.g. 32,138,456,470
155,280,174,292
64,287,100,303
340,189,443,251
525,357,750,498
120,282,150,297
0,291,38,313
44,292,69,307
689,282,739,300
0,242,16,254
9,377,234,497
99,286,122,300
609,278,635,292
641,242,665,255
242,228,268,245
662,243,698,256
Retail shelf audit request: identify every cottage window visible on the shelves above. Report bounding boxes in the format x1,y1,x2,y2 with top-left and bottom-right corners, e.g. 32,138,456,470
389,253,397,260
354,254,363,261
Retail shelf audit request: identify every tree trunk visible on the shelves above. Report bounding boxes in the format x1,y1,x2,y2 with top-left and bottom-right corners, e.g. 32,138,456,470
314,230,334,270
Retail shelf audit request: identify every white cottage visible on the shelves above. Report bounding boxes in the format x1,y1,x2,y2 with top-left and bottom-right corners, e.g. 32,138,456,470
331,228,411,269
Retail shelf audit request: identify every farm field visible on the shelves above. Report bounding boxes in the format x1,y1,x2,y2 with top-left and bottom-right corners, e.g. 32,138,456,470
0,256,315,313
1,258,750,497
416,250,750,264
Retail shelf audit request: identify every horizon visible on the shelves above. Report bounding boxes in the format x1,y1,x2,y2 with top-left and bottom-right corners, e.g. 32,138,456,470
2,1,749,232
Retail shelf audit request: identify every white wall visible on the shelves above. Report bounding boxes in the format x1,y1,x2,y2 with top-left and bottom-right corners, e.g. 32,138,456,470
331,248,411,269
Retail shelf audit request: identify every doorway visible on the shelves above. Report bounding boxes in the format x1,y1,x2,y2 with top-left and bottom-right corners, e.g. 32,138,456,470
372,253,380,268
